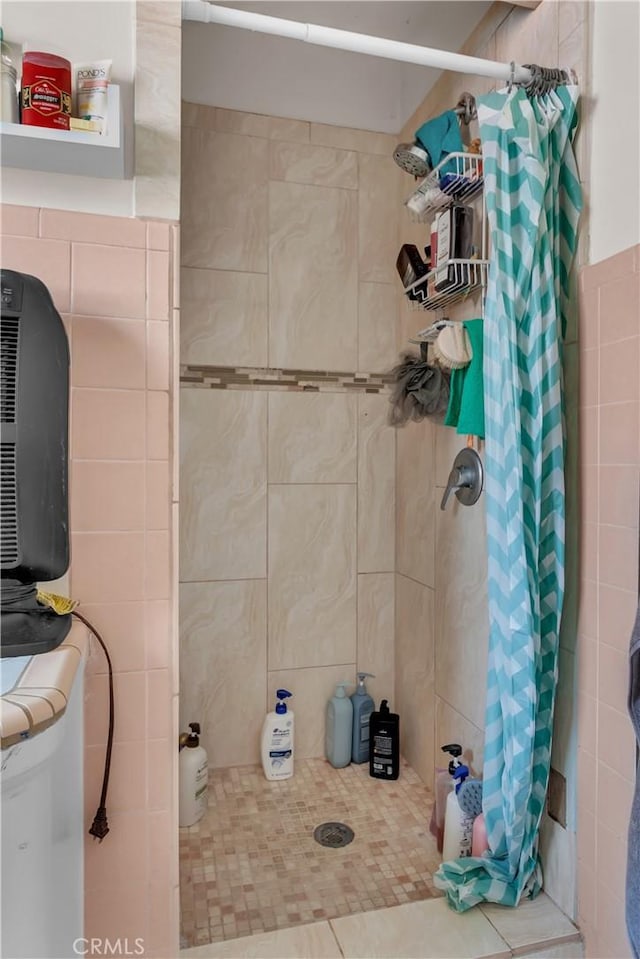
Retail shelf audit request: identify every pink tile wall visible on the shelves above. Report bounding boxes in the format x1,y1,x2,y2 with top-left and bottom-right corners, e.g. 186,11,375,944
577,243,640,959
1,206,177,959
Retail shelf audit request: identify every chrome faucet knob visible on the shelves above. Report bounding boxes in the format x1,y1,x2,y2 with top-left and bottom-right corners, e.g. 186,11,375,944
440,448,484,510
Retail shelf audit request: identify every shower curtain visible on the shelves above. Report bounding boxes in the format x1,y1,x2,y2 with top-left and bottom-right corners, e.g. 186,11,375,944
434,84,582,911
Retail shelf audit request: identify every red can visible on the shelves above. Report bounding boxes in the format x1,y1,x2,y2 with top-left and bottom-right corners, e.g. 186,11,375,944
21,51,71,130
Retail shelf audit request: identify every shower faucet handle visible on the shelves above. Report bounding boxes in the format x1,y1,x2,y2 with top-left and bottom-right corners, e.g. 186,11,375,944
440,448,484,510
440,468,462,510
440,465,470,510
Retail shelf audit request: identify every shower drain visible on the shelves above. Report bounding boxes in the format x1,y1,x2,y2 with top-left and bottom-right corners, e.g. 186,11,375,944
313,822,355,848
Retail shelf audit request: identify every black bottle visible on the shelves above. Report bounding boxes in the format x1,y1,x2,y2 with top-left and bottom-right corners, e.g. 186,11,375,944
369,700,400,780
395,244,428,288
395,244,429,303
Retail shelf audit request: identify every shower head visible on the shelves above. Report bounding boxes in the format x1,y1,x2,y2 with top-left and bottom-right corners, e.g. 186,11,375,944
393,141,431,178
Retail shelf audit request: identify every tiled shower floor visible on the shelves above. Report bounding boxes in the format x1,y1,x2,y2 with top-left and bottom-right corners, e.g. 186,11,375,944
179,757,442,949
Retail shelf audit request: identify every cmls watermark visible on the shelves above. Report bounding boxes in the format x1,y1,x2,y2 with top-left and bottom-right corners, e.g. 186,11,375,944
73,939,145,956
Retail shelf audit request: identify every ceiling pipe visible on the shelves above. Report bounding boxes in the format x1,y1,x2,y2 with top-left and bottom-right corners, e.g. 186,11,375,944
182,1,533,85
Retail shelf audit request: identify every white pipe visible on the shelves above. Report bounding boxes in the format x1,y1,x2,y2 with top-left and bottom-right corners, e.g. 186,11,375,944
182,1,533,85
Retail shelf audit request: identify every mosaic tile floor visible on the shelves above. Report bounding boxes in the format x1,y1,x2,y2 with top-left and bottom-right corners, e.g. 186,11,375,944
179,757,442,949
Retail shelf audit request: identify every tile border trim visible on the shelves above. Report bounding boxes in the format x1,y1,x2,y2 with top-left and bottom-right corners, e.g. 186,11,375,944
180,365,393,394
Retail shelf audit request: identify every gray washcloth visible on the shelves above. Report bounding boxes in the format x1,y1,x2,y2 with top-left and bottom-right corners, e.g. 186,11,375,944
627,600,640,959
389,347,451,427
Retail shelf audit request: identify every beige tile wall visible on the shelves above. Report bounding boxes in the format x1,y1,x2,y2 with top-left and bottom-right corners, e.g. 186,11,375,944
179,104,400,768
269,180,358,369
180,388,267,583
576,244,640,959
1,205,178,958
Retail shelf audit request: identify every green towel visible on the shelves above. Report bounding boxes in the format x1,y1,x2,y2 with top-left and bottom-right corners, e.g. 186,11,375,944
443,319,485,438
444,368,463,429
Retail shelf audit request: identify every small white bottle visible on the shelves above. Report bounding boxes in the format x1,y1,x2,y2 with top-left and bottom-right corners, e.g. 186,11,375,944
442,764,474,861
179,722,208,827
261,689,294,781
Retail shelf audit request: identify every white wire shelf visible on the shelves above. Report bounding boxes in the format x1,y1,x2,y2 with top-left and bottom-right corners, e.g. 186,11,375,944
404,151,484,222
403,259,489,312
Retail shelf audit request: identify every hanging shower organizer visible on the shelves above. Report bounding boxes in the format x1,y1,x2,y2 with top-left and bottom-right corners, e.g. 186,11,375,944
401,150,489,318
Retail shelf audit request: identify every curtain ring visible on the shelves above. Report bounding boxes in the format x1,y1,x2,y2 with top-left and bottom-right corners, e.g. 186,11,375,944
531,65,538,93
520,63,574,96
523,63,542,95
508,61,516,92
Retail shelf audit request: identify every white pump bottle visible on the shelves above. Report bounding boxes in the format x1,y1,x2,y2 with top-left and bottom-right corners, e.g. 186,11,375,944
179,722,208,827
261,689,294,780
441,743,473,861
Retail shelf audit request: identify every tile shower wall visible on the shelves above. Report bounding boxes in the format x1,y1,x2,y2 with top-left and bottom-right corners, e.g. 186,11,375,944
1,205,178,959
576,244,640,959
393,0,589,912
179,104,401,768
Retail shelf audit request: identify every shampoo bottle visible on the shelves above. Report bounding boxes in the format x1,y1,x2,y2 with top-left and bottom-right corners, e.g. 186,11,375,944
369,700,400,780
179,722,208,827
326,683,353,768
431,766,455,852
261,689,294,781
441,743,474,860
350,672,375,764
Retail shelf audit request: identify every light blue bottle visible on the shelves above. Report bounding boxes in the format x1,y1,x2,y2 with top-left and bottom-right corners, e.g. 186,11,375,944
350,672,375,763
325,683,353,768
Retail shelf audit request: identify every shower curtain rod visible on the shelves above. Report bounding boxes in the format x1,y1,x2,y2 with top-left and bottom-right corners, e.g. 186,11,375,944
181,1,534,85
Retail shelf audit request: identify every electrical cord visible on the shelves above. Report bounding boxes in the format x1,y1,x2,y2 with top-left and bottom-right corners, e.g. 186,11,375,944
0,595,114,841
72,609,114,842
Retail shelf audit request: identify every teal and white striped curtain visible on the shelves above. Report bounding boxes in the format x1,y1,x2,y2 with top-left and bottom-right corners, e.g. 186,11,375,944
435,85,582,911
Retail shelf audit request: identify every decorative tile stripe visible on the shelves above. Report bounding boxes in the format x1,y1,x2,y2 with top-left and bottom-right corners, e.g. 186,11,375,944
180,364,393,394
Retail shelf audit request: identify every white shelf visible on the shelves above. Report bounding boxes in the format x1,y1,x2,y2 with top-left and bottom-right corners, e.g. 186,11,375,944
403,259,489,312
405,152,484,222
0,85,128,179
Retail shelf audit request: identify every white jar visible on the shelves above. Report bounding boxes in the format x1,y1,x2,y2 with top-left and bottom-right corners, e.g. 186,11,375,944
0,63,18,123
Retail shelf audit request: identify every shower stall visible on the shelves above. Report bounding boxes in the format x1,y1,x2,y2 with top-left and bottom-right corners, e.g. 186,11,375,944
178,1,586,951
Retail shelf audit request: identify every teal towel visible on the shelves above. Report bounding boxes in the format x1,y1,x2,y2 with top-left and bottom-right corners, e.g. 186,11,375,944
415,110,464,175
443,319,485,438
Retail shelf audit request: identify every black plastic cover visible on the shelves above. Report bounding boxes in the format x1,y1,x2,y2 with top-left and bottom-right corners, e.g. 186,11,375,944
1,269,71,656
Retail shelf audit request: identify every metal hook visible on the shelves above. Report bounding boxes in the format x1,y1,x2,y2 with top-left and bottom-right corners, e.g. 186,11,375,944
508,61,516,92
455,92,477,125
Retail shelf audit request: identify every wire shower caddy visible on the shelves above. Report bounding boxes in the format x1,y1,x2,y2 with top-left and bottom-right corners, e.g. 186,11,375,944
402,151,489,320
